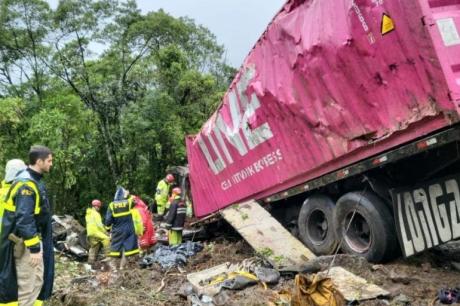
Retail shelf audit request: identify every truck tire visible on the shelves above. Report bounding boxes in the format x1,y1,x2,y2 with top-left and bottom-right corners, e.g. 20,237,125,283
298,194,338,255
334,191,398,262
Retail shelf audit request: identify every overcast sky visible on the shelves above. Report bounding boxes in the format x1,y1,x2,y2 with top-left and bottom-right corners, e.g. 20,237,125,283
47,0,285,67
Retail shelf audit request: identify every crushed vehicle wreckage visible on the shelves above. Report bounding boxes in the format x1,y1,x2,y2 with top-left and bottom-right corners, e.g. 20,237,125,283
52,215,88,261
51,214,207,261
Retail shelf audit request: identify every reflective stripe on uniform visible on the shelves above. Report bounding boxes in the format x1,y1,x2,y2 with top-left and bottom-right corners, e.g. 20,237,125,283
110,198,133,217
3,181,40,214
109,251,121,257
124,249,140,256
24,236,40,247
0,302,19,305
112,211,131,217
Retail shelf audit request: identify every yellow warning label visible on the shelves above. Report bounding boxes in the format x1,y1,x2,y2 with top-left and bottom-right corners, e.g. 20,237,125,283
381,13,395,35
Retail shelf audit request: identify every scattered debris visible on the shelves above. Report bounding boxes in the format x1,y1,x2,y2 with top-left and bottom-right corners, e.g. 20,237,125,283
254,267,280,284
438,288,460,304
49,234,460,306
268,289,292,306
52,215,88,260
178,283,194,298
291,273,345,306
220,271,258,290
392,293,412,305
389,270,413,285
155,225,207,243
320,267,389,302
187,262,237,297
212,291,230,306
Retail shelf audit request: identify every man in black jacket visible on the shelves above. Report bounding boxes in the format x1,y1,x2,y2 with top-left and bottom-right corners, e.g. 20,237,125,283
0,145,54,306
164,187,186,246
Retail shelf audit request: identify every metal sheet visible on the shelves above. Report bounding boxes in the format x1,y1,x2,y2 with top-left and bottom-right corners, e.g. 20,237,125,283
187,0,460,217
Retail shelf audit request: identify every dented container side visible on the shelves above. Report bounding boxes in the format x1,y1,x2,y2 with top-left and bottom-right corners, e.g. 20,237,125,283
187,0,460,218
419,0,460,103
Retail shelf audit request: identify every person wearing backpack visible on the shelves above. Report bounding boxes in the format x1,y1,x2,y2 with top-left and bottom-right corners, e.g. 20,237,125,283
105,186,140,270
0,145,54,306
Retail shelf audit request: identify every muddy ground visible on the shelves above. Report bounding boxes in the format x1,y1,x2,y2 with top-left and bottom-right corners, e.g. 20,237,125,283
49,233,460,306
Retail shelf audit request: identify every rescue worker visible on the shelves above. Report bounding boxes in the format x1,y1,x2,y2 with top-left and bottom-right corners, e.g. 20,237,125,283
105,187,139,270
0,159,27,234
164,187,186,246
85,199,110,264
154,174,174,220
0,145,54,306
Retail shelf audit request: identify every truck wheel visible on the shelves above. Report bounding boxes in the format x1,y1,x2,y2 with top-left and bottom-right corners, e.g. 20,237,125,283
298,194,338,255
334,191,398,262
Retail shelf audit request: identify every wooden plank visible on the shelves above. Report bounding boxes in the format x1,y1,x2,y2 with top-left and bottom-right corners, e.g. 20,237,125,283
221,200,316,271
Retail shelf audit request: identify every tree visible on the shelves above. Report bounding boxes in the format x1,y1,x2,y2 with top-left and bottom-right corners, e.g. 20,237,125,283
0,0,235,216
0,0,51,100
50,0,232,185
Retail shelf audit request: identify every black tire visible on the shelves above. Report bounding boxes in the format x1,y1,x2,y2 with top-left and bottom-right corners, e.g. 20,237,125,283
298,194,338,255
333,191,399,262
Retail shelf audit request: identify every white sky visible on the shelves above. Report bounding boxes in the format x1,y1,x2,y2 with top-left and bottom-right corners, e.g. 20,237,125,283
47,0,285,67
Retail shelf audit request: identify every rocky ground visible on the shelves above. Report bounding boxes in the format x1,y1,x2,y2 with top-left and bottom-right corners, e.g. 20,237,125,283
49,234,460,306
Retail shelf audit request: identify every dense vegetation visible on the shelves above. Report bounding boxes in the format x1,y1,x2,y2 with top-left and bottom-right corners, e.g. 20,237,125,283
0,0,235,218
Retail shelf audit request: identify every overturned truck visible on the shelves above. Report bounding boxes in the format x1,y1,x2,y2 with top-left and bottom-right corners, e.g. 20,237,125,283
186,0,460,262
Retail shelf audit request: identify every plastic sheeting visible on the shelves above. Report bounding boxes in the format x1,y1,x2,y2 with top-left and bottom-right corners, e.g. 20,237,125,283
140,241,203,269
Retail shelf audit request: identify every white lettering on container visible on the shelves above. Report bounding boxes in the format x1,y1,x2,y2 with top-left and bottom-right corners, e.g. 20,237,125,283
199,66,274,174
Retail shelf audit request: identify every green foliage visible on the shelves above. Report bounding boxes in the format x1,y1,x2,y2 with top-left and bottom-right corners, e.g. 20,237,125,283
257,247,274,258
0,0,234,218
0,97,25,168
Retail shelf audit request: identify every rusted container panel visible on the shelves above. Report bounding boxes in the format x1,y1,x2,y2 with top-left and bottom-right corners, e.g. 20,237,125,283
186,0,460,217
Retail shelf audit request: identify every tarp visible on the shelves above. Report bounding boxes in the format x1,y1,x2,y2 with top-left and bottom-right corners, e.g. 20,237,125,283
140,241,203,269
186,0,460,217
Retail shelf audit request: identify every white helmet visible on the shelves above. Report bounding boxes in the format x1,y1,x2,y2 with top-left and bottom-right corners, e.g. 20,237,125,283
4,159,27,183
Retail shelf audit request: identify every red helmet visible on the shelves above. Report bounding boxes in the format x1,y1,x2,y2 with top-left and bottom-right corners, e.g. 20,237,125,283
91,199,102,208
166,174,175,183
172,187,182,195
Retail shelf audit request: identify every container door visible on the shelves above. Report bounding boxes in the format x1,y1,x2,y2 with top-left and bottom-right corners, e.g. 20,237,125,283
421,0,460,109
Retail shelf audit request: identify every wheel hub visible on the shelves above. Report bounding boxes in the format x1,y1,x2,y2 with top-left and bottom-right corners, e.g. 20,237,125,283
344,212,372,253
307,209,329,244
